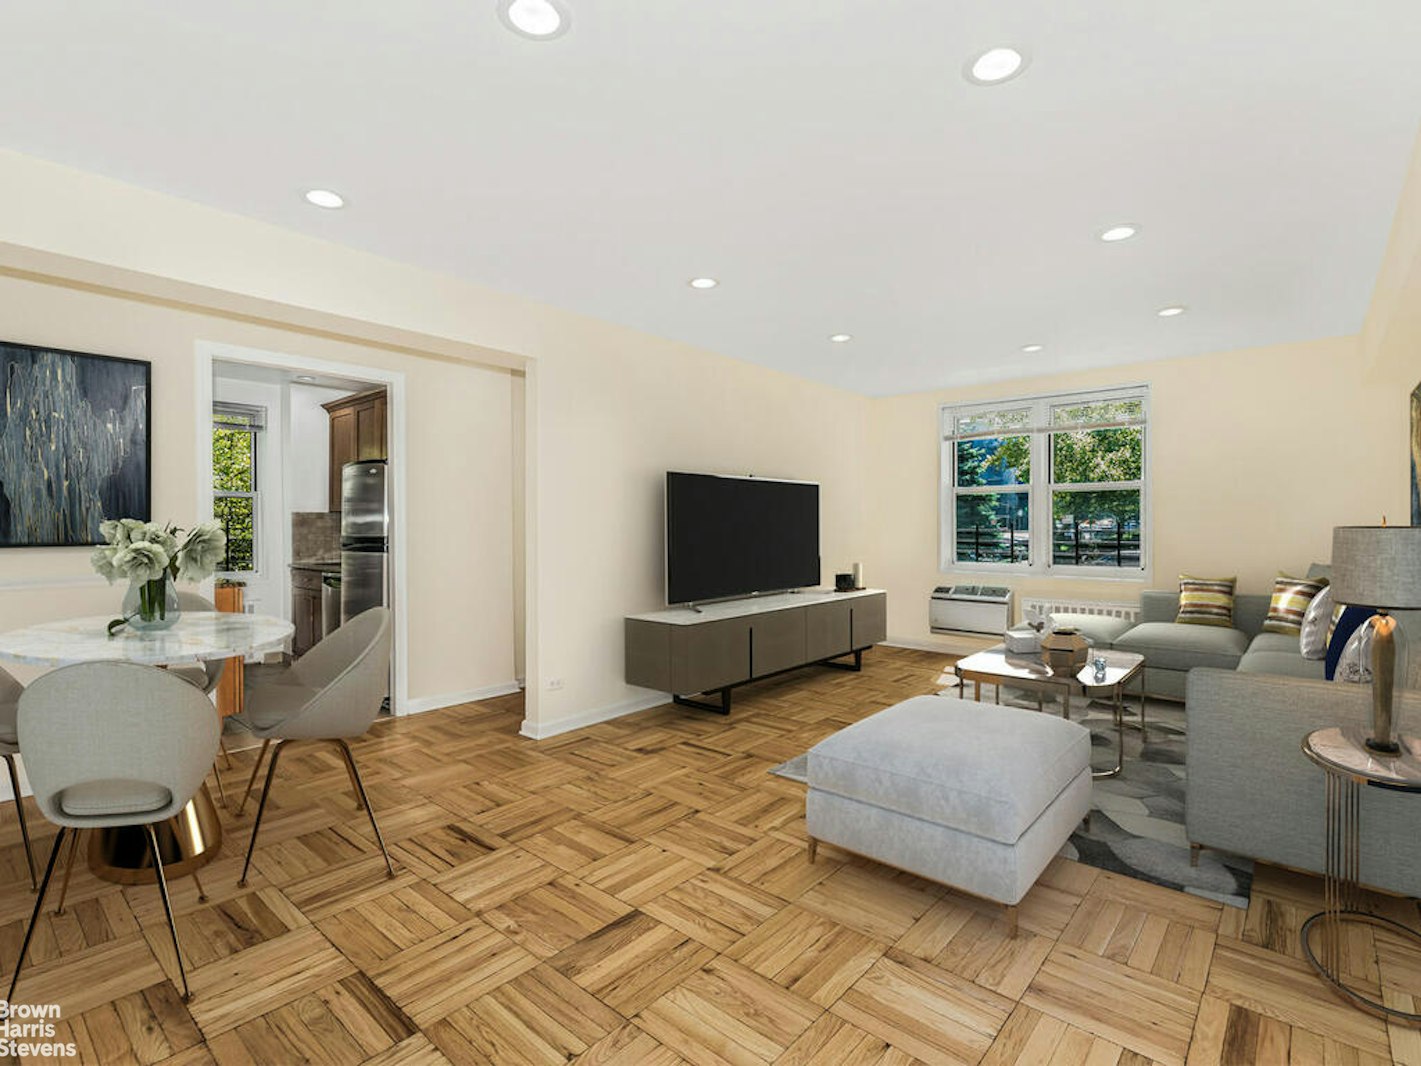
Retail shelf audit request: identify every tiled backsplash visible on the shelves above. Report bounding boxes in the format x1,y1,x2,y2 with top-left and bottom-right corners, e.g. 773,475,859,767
292,511,339,562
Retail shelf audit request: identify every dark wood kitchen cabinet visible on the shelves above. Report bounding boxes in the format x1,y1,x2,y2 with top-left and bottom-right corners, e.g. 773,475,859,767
323,388,387,511
291,568,323,657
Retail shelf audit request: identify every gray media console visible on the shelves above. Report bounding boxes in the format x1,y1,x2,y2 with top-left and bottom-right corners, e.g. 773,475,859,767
624,589,888,714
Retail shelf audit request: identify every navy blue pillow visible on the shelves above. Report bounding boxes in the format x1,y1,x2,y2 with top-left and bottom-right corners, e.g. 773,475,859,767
1325,606,1375,680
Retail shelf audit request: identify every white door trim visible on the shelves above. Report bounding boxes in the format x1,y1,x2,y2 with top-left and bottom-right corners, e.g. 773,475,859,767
194,340,412,715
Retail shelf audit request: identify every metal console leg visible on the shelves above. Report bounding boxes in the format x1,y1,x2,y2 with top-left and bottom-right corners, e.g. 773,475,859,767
673,691,732,716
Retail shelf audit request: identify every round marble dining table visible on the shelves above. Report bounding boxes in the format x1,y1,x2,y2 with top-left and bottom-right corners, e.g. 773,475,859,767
0,612,293,668
0,612,294,884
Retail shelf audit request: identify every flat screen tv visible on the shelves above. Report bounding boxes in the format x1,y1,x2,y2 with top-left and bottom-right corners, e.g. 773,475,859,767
666,472,820,604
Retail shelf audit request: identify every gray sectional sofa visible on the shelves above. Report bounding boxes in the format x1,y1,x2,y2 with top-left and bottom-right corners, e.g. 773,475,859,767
1187,669,1421,897
1113,589,1325,699
1049,569,1421,896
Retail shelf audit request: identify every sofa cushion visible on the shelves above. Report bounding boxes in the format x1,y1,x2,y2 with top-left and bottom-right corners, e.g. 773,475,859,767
807,695,1089,846
1113,621,1250,671
1238,633,1327,680
1048,613,1133,649
1262,574,1329,636
1176,575,1237,627
1325,606,1375,681
1299,585,1334,659
59,779,172,817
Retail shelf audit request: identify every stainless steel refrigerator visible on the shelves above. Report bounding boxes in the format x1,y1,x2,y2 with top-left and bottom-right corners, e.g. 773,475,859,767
340,459,389,623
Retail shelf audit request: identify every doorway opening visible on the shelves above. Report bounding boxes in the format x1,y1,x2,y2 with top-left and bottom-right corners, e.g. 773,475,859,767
195,342,409,714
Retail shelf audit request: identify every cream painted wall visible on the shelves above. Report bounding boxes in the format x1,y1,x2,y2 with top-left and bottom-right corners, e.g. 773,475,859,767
867,335,1412,647
0,151,871,736
0,272,518,705
530,328,869,733
510,372,527,684
1361,126,1421,541
1363,126,1421,380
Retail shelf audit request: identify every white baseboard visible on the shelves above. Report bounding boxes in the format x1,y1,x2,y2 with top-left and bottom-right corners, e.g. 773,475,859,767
520,691,669,740
883,634,994,655
403,680,521,716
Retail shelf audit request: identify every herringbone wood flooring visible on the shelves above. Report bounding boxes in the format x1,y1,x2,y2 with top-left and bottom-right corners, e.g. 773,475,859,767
0,646,1416,1064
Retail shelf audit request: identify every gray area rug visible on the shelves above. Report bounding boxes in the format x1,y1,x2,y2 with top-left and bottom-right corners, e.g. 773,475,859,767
770,694,1252,909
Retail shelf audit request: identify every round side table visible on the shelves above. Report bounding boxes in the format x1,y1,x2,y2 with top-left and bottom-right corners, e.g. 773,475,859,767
1301,726,1421,1024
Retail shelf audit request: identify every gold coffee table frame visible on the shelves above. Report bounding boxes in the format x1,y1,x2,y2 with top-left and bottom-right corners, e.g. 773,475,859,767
953,646,1146,779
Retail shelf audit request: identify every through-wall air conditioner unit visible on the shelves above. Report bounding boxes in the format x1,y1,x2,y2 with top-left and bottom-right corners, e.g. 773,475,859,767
930,585,1013,636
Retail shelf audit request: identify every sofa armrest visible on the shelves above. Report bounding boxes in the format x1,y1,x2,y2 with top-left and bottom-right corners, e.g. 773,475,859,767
1139,590,1179,624
1185,668,1421,896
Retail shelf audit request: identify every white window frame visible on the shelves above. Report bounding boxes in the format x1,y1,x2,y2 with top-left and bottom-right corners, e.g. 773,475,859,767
213,404,264,576
939,385,1150,579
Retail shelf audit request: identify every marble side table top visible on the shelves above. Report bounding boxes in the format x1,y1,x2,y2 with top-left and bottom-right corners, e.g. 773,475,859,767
0,613,294,667
1303,727,1421,792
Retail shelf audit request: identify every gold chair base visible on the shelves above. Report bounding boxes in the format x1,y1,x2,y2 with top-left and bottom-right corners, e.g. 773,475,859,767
87,784,223,884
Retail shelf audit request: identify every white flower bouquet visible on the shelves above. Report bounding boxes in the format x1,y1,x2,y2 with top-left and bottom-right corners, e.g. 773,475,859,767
91,519,227,633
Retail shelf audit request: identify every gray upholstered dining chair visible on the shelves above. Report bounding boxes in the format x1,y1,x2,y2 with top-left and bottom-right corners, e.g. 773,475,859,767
9,662,220,1002
47,591,231,917
235,606,394,886
0,666,37,889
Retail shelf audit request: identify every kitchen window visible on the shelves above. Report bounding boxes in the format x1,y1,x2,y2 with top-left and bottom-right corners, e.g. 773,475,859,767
212,402,265,573
941,386,1148,575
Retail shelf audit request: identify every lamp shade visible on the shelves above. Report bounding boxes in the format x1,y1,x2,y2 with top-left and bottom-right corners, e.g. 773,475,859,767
1331,525,1421,609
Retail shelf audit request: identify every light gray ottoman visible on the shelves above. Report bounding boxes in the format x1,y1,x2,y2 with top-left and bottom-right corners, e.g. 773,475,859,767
806,695,1091,933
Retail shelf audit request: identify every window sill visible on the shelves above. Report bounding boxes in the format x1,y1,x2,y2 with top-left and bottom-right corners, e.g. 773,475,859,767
941,562,1150,583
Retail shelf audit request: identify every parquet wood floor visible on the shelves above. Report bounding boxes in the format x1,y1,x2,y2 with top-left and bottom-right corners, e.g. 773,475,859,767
0,646,1416,1064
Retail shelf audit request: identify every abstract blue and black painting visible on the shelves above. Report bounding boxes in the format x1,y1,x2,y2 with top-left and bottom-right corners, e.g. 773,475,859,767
0,341,150,547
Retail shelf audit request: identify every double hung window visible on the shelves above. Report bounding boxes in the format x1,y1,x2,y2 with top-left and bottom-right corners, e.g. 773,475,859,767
942,387,1148,574
212,402,265,573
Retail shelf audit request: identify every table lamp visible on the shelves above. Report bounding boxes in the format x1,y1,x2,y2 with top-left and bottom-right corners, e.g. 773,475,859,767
1331,524,1421,753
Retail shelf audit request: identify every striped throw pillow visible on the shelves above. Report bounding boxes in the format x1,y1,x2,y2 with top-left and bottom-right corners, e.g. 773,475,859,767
1262,574,1329,636
1176,575,1236,627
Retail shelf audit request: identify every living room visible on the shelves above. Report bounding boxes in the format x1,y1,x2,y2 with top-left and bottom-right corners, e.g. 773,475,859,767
0,3,1418,1064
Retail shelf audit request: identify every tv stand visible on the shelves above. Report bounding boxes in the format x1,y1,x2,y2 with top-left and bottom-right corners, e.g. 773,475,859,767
626,589,887,716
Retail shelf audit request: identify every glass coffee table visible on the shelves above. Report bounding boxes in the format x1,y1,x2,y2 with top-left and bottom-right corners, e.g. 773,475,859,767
952,646,1146,778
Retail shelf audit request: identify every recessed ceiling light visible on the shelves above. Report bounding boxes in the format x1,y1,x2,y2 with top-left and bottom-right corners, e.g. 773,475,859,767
1021,344,1044,353
1099,224,1139,242
964,46,1029,86
1157,305,1187,317
497,0,570,40
688,277,719,290
304,188,345,209
295,375,316,383
829,334,853,343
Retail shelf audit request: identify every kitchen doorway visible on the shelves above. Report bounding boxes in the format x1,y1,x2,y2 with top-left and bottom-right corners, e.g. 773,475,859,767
195,341,409,714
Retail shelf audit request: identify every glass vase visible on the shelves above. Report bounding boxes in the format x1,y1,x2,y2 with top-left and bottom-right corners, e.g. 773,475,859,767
122,575,181,631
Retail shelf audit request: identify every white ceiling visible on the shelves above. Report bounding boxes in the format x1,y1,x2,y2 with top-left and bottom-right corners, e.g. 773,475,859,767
2,1,1419,396
213,359,374,394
